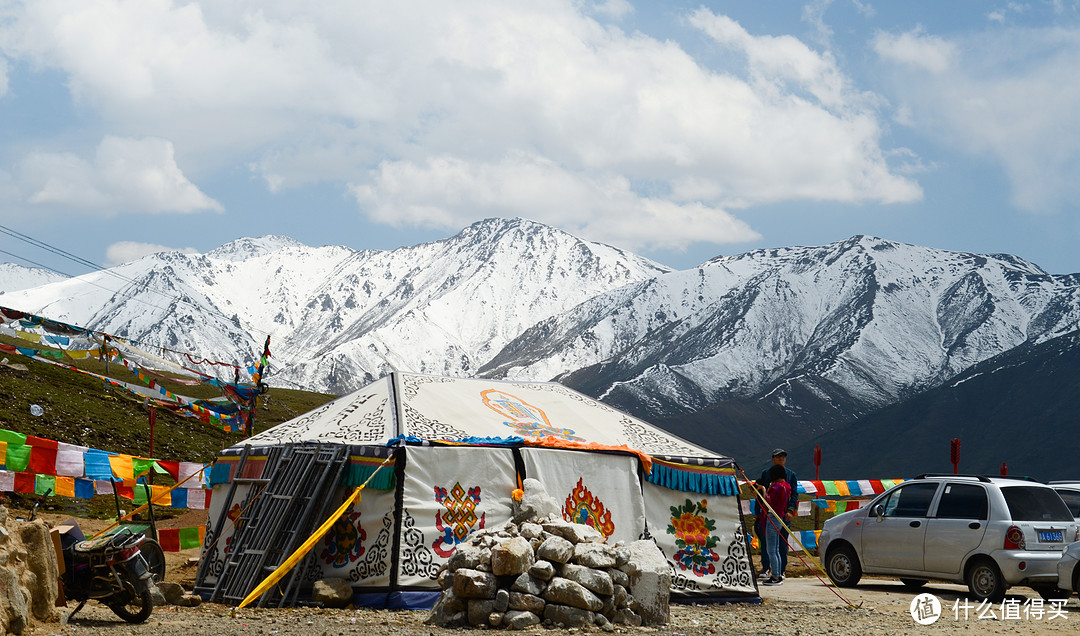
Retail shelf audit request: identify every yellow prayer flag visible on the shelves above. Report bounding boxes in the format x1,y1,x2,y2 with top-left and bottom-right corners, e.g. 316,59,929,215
16,332,41,343
151,484,171,505
109,455,135,481
55,476,76,497
835,481,851,496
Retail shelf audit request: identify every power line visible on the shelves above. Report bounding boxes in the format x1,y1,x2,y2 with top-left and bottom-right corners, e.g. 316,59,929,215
0,231,324,383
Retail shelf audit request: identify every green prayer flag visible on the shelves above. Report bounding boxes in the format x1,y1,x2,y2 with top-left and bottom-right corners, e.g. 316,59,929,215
35,474,55,495
6,445,31,472
132,458,156,477
178,527,201,550
133,486,149,505
0,429,27,447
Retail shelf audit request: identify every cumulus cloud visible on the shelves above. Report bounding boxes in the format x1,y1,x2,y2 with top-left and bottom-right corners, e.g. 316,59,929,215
349,153,761,250
872,27,957,74
20,136,223,214
0,1,921,250
874,26,1080,212
590,0,633,20
104,241,199,266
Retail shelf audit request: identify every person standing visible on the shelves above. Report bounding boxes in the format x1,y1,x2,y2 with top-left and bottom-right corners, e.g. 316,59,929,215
760,463,792,585
757,448,798,579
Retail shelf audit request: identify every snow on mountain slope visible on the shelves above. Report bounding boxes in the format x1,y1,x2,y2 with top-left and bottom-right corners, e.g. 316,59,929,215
0,263,67,294
482,236,1080,420
0,218,670,393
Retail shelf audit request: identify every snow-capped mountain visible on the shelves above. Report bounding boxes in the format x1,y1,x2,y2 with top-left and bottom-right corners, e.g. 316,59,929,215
481,236,1080,432
0,263,67,293
3,223,1079,461
0,218,670,392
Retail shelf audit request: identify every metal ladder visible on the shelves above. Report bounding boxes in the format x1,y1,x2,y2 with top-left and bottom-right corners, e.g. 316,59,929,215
195,443,350,606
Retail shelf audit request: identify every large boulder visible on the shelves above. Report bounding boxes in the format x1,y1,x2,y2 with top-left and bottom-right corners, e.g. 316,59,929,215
491,537,534,576
513,479,560,523
543,577,603,612
453,568,497,599
18,522,58,623
618,540,670,625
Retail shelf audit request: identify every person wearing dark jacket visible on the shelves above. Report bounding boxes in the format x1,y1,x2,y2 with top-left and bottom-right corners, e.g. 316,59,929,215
756,448,798,579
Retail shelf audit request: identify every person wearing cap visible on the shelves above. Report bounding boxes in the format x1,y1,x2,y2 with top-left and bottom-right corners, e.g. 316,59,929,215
756,448,798,580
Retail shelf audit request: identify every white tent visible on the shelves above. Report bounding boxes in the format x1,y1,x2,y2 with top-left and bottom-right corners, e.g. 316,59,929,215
199,373,758,607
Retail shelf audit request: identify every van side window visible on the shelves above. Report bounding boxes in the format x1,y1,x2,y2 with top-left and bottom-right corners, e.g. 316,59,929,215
881,483,938,518
935,484,988,520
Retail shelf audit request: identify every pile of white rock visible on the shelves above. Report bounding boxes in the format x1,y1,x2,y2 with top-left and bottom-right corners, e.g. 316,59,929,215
426,479,670,631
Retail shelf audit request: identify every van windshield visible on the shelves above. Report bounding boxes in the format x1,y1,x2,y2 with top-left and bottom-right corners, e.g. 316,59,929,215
1001,486,1074,522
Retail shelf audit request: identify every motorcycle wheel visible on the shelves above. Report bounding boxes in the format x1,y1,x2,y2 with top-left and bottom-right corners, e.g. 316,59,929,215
140,539,166,582
109,585,153,624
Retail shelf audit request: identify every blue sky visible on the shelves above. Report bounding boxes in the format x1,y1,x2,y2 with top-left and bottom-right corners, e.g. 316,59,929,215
2,0,1079,275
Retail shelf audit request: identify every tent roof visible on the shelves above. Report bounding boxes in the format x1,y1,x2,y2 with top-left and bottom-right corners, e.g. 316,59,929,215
235,372,725,460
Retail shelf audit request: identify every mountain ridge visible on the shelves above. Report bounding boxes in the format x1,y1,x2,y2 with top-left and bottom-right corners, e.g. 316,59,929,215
3,220,1078,470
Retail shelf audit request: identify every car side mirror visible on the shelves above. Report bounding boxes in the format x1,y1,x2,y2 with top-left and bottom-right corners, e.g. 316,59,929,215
873,504,885,521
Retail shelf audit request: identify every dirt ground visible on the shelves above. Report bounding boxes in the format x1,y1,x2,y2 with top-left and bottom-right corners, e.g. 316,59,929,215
26,513,1080,636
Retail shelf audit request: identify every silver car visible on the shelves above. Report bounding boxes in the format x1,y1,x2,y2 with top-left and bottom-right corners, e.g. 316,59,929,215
819,475,1079,602
1049,481,1080,521
1058,540,1080,596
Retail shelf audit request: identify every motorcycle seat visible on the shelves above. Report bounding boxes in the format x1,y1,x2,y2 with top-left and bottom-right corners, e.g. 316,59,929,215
75,534,115,552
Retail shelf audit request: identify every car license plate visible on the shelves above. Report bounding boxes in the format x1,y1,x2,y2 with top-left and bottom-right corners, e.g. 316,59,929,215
1037,530,1063,543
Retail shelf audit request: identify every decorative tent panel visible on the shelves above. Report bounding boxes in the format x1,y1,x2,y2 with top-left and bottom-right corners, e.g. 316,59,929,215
397,374,714,457
236,377,395,447
201,482,254,586
303,487,396,588
642,481,757,598
396,446,516,588
520,448,646,544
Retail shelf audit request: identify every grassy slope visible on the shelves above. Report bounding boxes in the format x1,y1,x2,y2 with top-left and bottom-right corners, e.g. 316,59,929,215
0,334,336,516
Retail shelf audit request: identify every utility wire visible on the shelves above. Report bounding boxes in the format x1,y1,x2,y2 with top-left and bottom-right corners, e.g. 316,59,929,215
1,232,325,385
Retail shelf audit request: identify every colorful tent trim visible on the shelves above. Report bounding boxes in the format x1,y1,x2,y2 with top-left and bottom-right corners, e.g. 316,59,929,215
343,453,396,490
645,458,739,495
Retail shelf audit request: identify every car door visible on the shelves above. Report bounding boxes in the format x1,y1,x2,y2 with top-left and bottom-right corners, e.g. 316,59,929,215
923,482,989,575
861,482,940,572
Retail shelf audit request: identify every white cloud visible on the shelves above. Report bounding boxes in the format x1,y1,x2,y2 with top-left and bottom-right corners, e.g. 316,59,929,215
0,56,8,97
350,153,761,250
873,26,1080,212
872,27,957,74
590,0,633,20
20,136,223,214
0,1,920,250
104,241,198,266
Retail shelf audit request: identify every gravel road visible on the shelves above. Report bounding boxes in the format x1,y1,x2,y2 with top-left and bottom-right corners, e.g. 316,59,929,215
29,577,1079,636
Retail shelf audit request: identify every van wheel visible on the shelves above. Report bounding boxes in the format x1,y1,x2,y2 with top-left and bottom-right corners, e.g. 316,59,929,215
826,544,862,587
900,578,927,589
966,558,1006,602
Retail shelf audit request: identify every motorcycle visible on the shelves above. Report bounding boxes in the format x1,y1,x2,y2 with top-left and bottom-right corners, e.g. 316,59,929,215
30,490,157,624
60,525,157,623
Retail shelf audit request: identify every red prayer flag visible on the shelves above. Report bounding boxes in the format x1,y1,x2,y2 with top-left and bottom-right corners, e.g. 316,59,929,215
812,480,826,496
14,472,35,493
158,528,180,552
870,479,885,493
26,436,59,450
156,460,180,480
28,446,58,476
116,485,134,500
